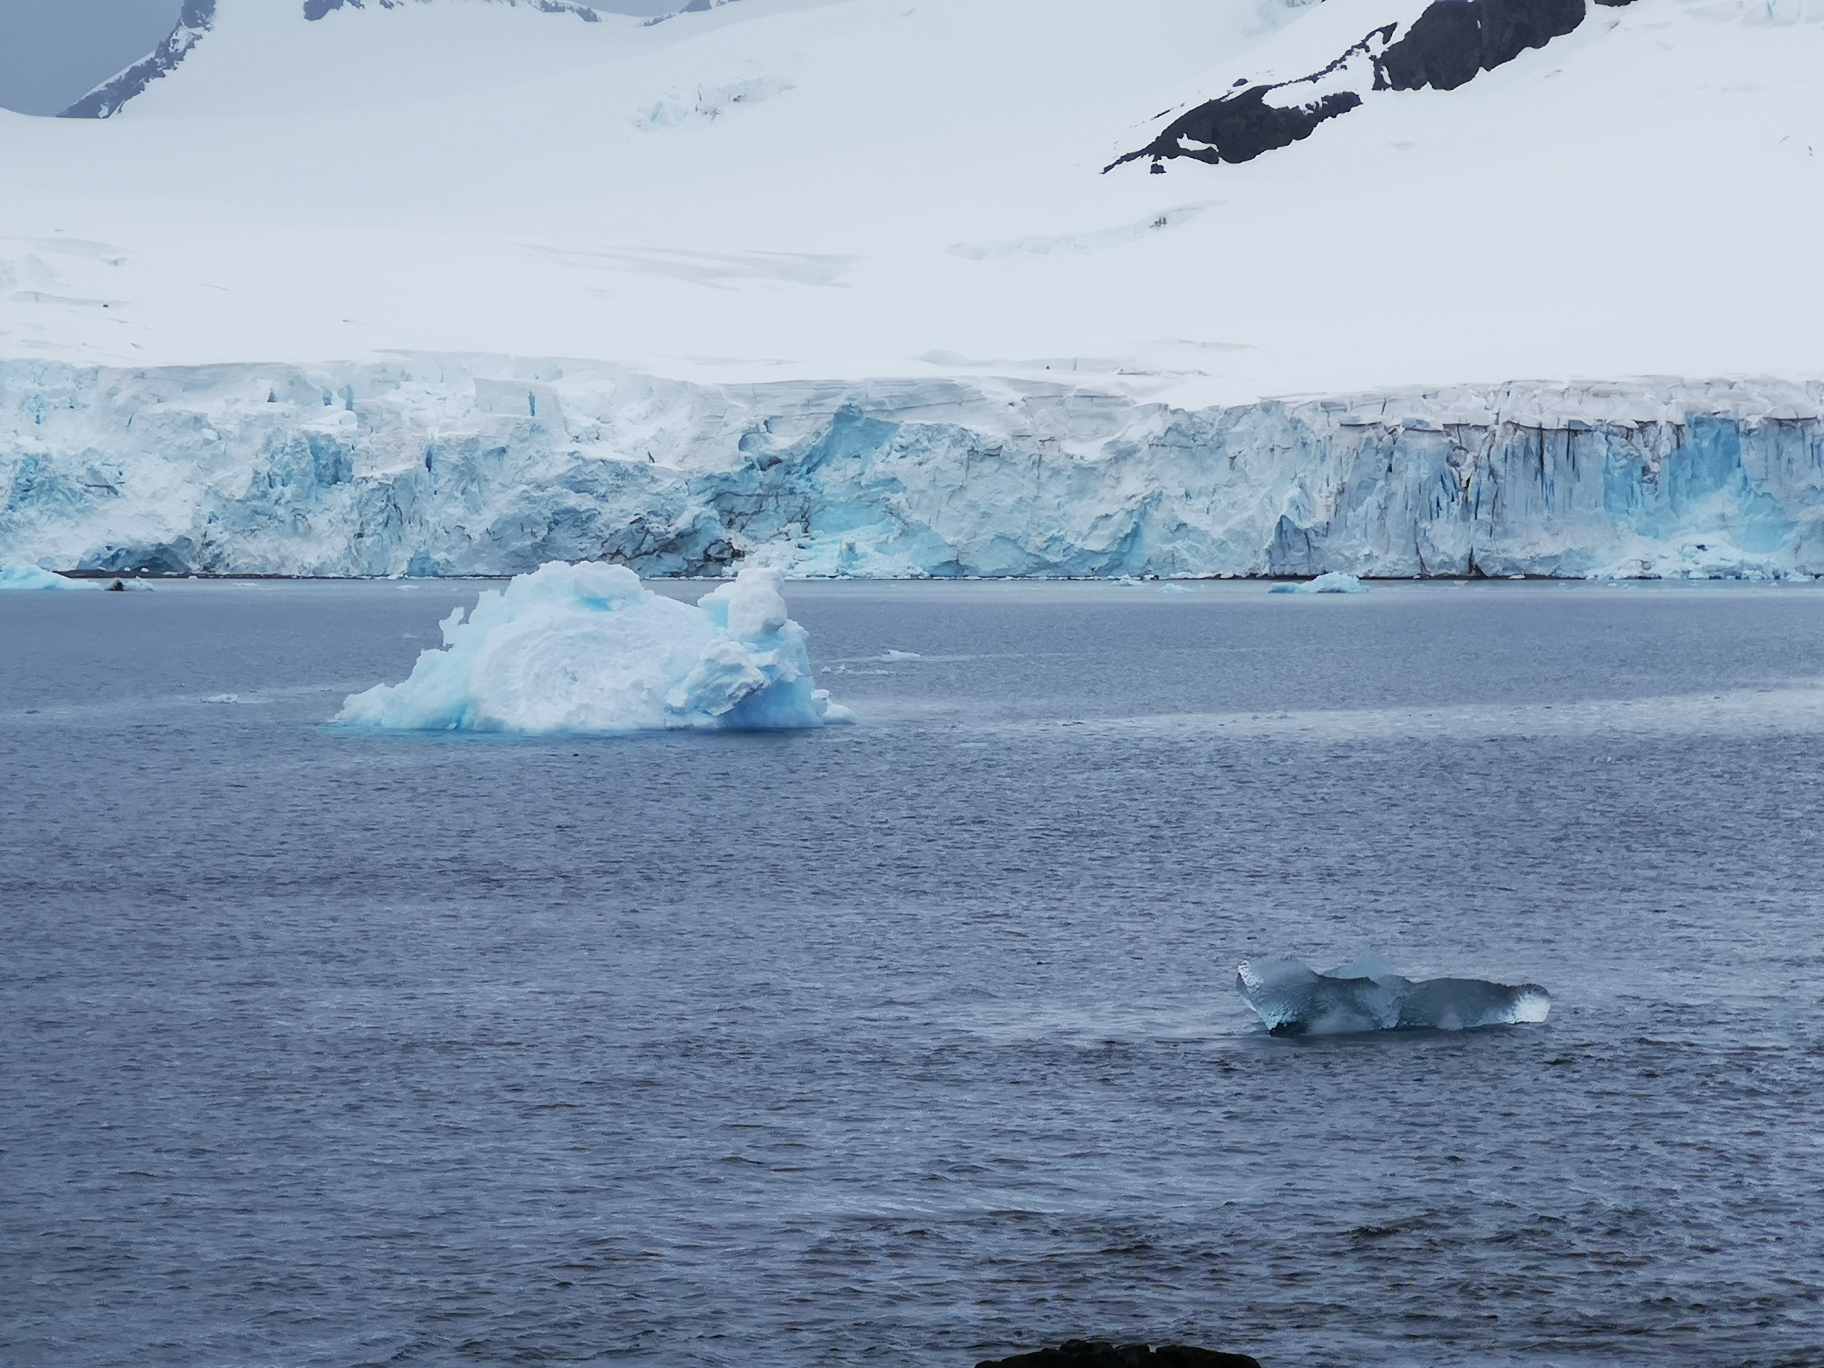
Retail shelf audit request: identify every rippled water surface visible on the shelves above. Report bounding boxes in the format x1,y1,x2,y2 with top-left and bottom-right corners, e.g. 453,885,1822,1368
5,580,1824,1368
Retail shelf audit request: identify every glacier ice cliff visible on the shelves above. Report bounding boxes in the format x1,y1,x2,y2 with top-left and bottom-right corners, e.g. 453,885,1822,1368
5,356,1824,581
338,561,849,734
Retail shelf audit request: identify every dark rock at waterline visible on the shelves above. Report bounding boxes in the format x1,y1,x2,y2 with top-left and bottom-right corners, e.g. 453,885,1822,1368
977,1341,1262,1368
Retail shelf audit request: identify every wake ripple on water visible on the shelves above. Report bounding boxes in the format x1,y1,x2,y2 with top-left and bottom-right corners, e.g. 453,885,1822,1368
997,683,1824,745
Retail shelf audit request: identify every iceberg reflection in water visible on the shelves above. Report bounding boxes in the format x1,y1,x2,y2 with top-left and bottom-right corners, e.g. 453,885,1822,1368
1237,955,1550,1036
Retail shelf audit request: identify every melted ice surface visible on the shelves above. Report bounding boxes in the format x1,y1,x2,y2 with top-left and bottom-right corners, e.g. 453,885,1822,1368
336,561,850,734
1238,955,1550,1035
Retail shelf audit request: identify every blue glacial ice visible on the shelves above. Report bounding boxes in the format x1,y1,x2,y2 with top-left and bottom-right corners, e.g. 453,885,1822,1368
1,564,91,590
1236,955,1551,1035
1268,571,1368,594
8,358,1824,580
336,562,852,734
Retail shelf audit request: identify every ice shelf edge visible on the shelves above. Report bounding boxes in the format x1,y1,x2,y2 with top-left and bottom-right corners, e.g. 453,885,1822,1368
4,357,1824,581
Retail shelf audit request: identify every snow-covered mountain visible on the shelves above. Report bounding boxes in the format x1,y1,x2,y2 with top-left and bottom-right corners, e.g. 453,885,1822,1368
4,0,1824,576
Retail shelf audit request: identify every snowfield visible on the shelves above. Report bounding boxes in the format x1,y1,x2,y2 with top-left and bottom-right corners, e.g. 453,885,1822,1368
3,0,1824,576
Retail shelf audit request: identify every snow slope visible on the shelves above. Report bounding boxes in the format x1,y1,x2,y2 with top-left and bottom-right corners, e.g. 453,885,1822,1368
3,0,1824,577
3,0,1823,404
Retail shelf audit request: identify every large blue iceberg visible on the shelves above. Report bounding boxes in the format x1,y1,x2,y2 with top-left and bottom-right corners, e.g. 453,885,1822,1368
1237,955,1550,1036
0,564,92,591
337,561,852,735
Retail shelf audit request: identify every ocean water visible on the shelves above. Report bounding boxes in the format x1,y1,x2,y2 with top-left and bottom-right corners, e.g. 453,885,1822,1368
3,579,1823,1368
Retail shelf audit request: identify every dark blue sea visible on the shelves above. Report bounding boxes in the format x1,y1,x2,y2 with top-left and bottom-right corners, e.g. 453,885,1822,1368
4,579,1823,1368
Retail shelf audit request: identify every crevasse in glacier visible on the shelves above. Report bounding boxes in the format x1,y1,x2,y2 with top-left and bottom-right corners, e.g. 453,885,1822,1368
337,561,851,733
4,357,1824,580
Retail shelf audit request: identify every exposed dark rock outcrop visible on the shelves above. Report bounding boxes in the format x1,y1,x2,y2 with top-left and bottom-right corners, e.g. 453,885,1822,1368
1376,0,1588,92
977,1340,1262,1368
1112,85,1365,171
60,0,217,119
1107,26,1390,172
1111,0,1634,172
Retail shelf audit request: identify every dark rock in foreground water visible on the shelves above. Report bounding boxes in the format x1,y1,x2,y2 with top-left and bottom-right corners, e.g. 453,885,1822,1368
977,1340,1262,1368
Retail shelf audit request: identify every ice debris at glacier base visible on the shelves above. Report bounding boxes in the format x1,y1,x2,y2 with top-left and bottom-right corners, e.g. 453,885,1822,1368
0,564,91,590
336,562,852,735
8,359,1824,581
1237,955,1550,1036
1269,571,1368,594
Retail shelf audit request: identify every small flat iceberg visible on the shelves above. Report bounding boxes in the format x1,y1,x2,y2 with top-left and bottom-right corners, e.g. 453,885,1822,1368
0,564,91,591
1237,955,1549,1035
1269,572,1368,595
337,561,852,734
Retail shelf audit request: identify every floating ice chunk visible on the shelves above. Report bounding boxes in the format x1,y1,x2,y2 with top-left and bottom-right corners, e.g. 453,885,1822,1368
1236,955,1549,1035
336,561,852,734
1269,572,1369,595
1158,583,1193,595
880,649,922,661
0,564,91,591
1325,952,1403,985
1237,956,1404,1033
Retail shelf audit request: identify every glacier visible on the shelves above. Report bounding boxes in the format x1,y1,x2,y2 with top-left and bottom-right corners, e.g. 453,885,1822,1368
1237,955,1551,1036
5,357,1824,581
337,561,850,733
